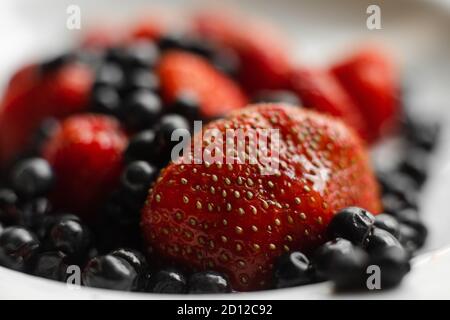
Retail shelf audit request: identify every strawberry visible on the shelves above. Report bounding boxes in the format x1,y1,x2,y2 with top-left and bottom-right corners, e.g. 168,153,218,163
331,46,400,142
141,104,382,291
42,114,128,218
289,67,370,142
157,51,247,118
193,12,291,93
0,63,93,167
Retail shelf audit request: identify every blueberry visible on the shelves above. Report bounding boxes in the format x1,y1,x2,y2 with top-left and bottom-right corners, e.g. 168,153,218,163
11,158,54,198
382,192,418,216
171,91,201,122
18,197,53,239
121,161,157,199
91,85,121,116
327,207,375,245
212,48,240,78
39,53,73,74
30,118,59,153
314,238,369,289
33,251,68,281
0,226,40,272
111,248,148,277
365,228,402,253
95,63,125,89
83,255,138,291
0,189,19,222
188,271,231,294
314,238,368,285
252,90,301,106
49,219,91,259
377,170,420,196
398,148,429,187
125,41,160,68
398,224,424,253
124,130,158,163
147,268,187,294
125,70,159,93
121,90,162,130
154,114,191,166
404,117,440,151
374,214,400,239
369,246,411,288
273,251,313,288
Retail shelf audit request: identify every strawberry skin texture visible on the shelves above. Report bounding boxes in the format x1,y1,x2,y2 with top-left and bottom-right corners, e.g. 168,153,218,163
42,115,128,219
331,47,400,142
193,12,291,93
141,104,381,291
290,67,371,143
157,51,247,118
0,63,93,167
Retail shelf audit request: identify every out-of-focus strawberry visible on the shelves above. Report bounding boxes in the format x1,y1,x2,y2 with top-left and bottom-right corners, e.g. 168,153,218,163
193,12,291,93
42,114,128,218
157,51,247,119
0,63,93,167
290,67,370,142
141,104,381,291
331,46,400,142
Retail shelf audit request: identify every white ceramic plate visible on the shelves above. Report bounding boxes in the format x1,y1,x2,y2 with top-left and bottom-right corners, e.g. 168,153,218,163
0,0,449,299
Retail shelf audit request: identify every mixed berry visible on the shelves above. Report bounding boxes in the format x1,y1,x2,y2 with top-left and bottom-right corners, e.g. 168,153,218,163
0,10,441,294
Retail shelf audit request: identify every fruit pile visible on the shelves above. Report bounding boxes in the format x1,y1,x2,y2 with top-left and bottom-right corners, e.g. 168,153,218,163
0,10,440,293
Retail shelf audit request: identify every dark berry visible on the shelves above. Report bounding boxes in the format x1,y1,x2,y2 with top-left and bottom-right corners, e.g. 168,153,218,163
171,91,201,121
82,255,138,291
111,248,148,277
365,228,402,253
30,118,59,153
369,246,411,288
382,192,418,216
188,271,231,294
49,219,91,259
154,114,190,166
125,41,160,68
18,197,53,239
398,148,429,187
404,117,440,151
91,85,121,116
398,224,424,253
121,161,157,199
252,90,301,106
125,69,159,93
33,251,68,281
327,207,375,245
0,226,40,271
0,189,19,222
147,268,187,294
273,251,313,288
314,238,368,284
11,158,54,198
121,90,162,130
377,170,420,202
95,63,125,89
374,214,401,239
39,53,73,73
212,48,240,78
124,130,157,163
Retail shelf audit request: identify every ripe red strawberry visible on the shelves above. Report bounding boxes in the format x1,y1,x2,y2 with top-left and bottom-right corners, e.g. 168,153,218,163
331,46,400,142
157,51,247,118
193,12,291,93
289,67,370,142
0,63,93,167
42,114,128,218
141,104,382,291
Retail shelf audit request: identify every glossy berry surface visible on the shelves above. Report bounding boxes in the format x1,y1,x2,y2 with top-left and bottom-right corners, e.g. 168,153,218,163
146,268,187,294
11,158,54,198
124,130,157,163
33,251,68,281
374,214,401,239
121,161,157,199
121,90,162,130
49,218,91,259
273,251,313,289
327,207,375,245
82,255,138,291
364,227,402,253
0,226,40,271
369,246,411,288
188,271,231,294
